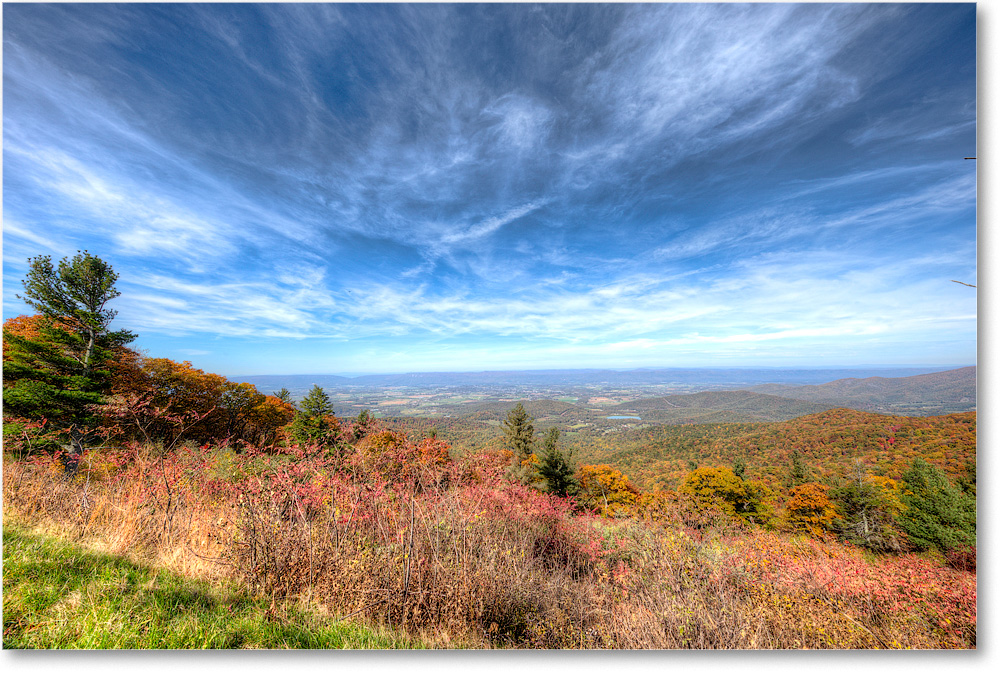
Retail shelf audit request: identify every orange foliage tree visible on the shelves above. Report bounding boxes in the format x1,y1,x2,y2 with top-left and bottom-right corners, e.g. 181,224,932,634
353,429,452,488
102,357,291,446
2,315,44,356
245,395,297,445
785,482,838,536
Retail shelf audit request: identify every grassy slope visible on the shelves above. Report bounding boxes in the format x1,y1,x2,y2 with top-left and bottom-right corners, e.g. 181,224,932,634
2,522,423,650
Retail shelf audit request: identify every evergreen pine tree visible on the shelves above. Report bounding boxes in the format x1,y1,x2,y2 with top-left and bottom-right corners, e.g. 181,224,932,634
732,457,747,481
502,403,536,484
537,427,577,497
299,385,333,417
288,385,338,450
899,458,976,552
502,403,535,460
788,450,810,487
353,409,375,440
830,461,906,552
3,252,134,467
3,326,104,446
15,251,135,376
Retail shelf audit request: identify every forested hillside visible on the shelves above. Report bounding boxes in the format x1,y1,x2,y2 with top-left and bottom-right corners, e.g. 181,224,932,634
578,409,975,492
601,390,834,423
748,367,976,415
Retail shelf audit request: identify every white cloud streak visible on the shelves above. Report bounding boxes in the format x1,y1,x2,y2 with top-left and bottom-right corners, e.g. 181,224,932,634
441,200,549,245
2,4,975,370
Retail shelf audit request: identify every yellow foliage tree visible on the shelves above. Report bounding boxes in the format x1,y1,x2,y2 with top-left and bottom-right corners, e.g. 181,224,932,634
679,466,774,526
577,464,639,517
246,394,296,445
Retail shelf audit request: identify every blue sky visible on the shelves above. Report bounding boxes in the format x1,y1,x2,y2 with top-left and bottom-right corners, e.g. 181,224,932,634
2,3,976,376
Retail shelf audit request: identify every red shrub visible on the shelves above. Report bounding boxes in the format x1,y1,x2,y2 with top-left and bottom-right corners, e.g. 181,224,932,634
946,545,976,572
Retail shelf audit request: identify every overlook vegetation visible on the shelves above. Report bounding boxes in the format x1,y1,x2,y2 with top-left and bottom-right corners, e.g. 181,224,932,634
3,523,419,649
2,253,976,649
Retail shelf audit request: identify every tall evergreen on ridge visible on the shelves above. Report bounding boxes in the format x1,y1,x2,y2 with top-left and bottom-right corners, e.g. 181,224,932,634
503,402,537,485
288,385,339,450
299,384,333,417
537,427,577,497
3,251,135,465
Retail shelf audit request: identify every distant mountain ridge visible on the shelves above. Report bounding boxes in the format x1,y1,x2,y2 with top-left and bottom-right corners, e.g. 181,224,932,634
236,366,962,390
235,366,974,423
451,390,833,427
602,390,834,423
747,366,975,415
230,374,353,392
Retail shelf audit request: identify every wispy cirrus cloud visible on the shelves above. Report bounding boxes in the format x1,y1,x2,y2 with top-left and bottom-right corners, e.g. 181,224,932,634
441,200,550,245
110,244,974,362
2,3,976,374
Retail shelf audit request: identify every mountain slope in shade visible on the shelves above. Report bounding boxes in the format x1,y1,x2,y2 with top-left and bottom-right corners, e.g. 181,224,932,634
747,366,975,415
603,390,835,423
452,391,834,426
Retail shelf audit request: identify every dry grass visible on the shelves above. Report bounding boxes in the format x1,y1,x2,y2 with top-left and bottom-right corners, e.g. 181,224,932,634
2,443,976,649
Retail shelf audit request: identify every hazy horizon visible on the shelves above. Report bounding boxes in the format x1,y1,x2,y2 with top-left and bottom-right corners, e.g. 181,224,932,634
234,363,971,380
3,4,976,378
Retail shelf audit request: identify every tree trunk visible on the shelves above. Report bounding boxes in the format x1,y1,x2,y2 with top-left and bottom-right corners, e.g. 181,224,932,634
82,328,96,376
61,426,86,478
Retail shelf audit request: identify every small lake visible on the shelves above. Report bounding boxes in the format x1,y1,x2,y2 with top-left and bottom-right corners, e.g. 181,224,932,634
606,415,641,420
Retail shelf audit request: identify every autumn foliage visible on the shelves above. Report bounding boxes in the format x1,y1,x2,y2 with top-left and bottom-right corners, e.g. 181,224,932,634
576,464,639,517
679,466,774,526
4,432,976,649
2,306,977,649
1,314,45,356
785,483,837,536
4,315,297,451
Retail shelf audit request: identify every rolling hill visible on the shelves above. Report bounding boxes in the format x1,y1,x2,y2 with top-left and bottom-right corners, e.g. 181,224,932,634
747,366,975,415
602,390,834,423
578,408,977,492
450,391,834,428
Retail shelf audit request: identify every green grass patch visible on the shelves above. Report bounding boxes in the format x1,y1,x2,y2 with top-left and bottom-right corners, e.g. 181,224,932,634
2,523,424,649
